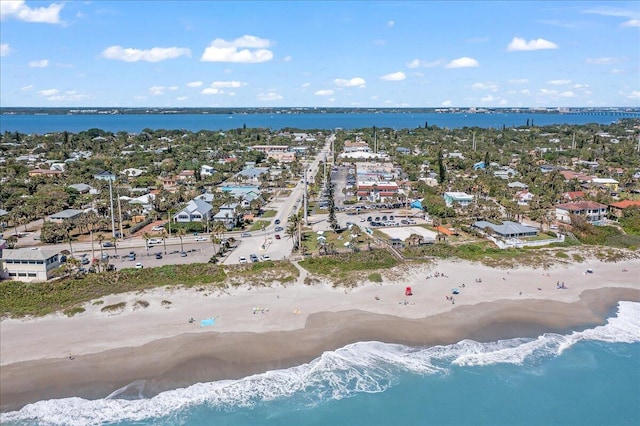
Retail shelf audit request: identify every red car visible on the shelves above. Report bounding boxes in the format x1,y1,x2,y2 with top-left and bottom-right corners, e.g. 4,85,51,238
275,234,281,240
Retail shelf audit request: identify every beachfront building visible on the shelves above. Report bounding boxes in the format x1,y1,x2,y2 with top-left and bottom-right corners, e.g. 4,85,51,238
590,177,619,192
514,190,535,206
473,221,539,238
555,201,608,224
356,181,400,203
173,199,214,223
200,165,216,177
218,186,262,209
443,192,474,208
213,203,242,229
0,247,61,282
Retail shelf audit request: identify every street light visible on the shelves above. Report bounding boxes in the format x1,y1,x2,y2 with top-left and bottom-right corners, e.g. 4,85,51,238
94,171,117,239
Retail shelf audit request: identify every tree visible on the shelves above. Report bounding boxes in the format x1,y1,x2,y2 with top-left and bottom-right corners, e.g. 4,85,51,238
97,234,105,260
326,174,339,231
177,227,186,253
142,232,151,255
437,150,446,184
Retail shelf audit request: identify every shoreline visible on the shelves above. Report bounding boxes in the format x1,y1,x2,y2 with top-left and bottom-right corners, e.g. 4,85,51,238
1,259,639,412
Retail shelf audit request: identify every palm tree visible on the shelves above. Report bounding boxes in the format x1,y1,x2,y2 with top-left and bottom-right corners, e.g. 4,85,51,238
210,231,221,257
110,236,118,255
97,234,105,260
177,227,186,253
161,229,168,254
142,232,152,255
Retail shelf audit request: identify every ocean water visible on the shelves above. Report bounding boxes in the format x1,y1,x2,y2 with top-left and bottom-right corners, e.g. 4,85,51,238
2,301,639,426
0,112,634,134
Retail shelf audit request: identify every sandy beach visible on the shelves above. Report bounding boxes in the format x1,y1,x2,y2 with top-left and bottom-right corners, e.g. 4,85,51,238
1,258,639,412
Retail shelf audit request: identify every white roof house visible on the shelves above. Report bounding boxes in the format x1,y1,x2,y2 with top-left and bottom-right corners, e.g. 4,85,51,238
173,199,214,223
443,192,474,207
1,248,61,282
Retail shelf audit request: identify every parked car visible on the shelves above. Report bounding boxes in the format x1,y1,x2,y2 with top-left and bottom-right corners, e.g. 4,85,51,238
151,225,164,232
275,234,281,240
148,238,161,245
180,252,187,257
260,255,271,261
102,242,114,248
275,226,283,232
81,258,90,265
101,253,109,260
274,219,281,225
155,253,163,259
250,254,259,262
194,236,208,242
241,232,252,237
135,262,143,269
239,256,248,264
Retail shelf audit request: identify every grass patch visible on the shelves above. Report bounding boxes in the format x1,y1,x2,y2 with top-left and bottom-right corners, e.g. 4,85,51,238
92,300,104,305
572,253,585,262
555,252,569,259
101,302,126,313
261,210,277,218
299,250,398,283
134,300,150,309
0,263,227,318
63,306,85,317
368,272,383,283
249,220,270,232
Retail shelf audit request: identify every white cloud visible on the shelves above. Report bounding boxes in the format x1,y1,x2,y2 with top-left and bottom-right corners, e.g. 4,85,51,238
583,7,640,27
548,79,571,85
573,83,590,89
445,57,479,68
506,37,558,51
186,81,203,88
334,77,366,88
472,82,499,91
586,57,617,64
20,85,34,91
38,88,59,96
149,86,166,95
169,86,178,91
283,55,292,62
480,95,496,102
257,92,283,101
380,71,406,81
540,88,558,95
559,91,575,98
0,0,63,24
210,80,245,88
627,91,640,100
202,88,224,95
177,96,188,101
102,46,191,62
509,78,529,84
520,89,531,95
29,59,49,68
0,43,10,56
406,58,445,69
611,68,624,74
441,100,452,106
45,90,90,102
301,82,311,89
622,19,640,27
387,20,395,28
201,35,273,63
314,89,334,96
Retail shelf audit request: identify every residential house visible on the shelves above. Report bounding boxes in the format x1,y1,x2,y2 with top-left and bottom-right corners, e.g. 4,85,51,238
218,186,262,208
173,199,214,223
200,165,216,177
232,167,269,184
177,170,195,183
28,169,63,178
555,201,608,224
213,203,241,229
251,145,289,154
508,181,528,190
158,175,178,191
49,209,84,223
494,168,518,180
609,200,640,219
562,191,586,201
67,183,94,194
0,247,61,282
514,190,535,206
590,178,619,192
121,168,145,177
443,192,474,208
473,221,538,238
356,181,400,202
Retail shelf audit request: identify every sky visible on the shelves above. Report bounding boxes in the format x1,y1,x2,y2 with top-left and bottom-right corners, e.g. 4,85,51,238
1,0,639,108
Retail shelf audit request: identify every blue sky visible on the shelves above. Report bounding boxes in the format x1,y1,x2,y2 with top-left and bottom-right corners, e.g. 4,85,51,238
1,0,638,108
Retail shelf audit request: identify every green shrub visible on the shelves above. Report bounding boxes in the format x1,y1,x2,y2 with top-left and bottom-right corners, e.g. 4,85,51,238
134,300,149,308
63,306,85,317
101,302,126,313
368,272,383,282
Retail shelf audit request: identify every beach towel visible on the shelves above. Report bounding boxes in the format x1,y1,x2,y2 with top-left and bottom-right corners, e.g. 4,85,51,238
200,318,215,327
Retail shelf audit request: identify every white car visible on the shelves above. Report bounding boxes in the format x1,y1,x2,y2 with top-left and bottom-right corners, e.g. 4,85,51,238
194,236,208,242
148,238,161,245
260,255,271,261
151,226,164,232
239,256,248,264
135,262,143,269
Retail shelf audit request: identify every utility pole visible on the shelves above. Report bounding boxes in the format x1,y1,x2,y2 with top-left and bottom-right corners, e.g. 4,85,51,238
94,171,117,239
304,164,309,225
116,187,124,239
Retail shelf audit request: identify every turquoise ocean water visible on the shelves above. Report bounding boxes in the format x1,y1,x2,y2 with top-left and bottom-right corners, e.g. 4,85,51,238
2,301,639,426
0,112,636,134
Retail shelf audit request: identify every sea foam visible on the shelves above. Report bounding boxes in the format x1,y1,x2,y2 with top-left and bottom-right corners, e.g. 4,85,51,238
2,301,639,426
